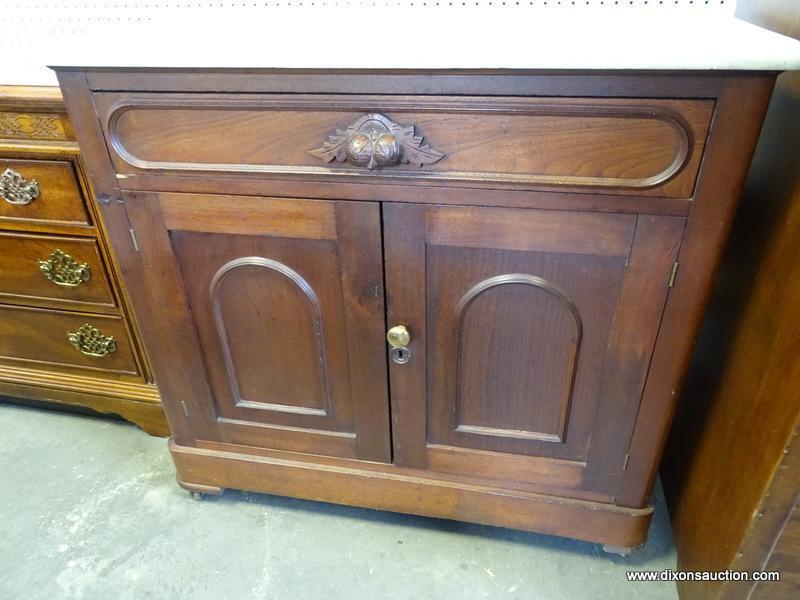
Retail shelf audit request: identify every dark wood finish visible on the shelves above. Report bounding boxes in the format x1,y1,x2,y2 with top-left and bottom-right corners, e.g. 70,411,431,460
661,3,800,599
122,192,390,462
77,69,729,98
115,173,693,216
309,112,445,169
583,215,685,495
0,86,166,435
384,203,682,502
57,69,776,547
170,439,653,548
619,75,775,509
95,93,711,198
754,506,800,599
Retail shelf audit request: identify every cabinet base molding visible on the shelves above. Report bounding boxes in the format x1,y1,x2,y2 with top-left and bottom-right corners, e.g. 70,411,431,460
0,364,167,436
170,439,654,547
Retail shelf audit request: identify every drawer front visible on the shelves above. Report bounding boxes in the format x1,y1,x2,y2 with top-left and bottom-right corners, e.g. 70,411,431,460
0,158,90,228
0,305,139,377
96,93,713,199
0,232,116,310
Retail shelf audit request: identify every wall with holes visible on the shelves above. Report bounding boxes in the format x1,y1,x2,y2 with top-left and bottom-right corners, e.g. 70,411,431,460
1,0,739,29
1,0,738,85
1,1,740,45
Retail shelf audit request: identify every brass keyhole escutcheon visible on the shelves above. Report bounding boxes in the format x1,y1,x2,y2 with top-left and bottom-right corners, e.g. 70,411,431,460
387,325,411,365
386,325,410,349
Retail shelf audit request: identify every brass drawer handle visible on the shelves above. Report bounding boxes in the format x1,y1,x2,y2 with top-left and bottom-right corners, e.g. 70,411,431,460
310,113,444,171
67,324,116,358
0,168,39,205
39,249,91,288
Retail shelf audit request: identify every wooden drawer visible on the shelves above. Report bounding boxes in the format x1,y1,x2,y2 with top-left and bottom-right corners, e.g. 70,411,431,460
0,304,140,377
0,158,90,229
95,94,713,199
0,232,116,311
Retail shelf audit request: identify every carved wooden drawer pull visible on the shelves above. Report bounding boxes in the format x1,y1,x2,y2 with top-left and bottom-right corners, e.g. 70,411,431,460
39,249,91,288
310,113,444,171
0,168,40,205
67,324,117,357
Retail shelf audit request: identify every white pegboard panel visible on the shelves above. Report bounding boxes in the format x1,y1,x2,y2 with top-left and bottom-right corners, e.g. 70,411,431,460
0,1,737,57
2,0,738,21
2,1,737,6
21,0,800,87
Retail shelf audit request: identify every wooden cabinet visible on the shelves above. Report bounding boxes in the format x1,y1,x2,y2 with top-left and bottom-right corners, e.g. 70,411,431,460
385,204,683,501
124,192,390,460
57,69,776,550
0,86,166,435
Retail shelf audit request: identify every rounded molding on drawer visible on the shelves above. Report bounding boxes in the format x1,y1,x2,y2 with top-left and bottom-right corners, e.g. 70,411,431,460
102,95,710,196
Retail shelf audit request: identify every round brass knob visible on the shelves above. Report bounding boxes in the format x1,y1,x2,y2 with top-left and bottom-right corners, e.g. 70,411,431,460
386,325,410,348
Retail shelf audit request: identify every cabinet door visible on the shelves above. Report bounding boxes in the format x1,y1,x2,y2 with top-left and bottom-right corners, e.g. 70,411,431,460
123,192,390,462
384,203,684,500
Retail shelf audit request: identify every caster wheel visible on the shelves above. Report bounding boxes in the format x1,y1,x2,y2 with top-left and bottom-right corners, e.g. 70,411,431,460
191,491,204,501
601,542,645,556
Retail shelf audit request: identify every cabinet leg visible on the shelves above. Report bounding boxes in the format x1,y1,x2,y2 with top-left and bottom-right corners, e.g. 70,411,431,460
601,542,645,556
177,475,224,498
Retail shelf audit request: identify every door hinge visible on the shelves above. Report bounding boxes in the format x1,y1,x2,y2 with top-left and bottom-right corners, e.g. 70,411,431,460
668,262,679,288
623,453,630,470
129,228,140,253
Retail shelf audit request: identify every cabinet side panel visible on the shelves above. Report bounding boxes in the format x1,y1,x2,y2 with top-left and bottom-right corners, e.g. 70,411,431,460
619,75,777,509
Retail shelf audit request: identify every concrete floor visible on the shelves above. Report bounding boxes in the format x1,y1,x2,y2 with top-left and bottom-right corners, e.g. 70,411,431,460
0,403,679,600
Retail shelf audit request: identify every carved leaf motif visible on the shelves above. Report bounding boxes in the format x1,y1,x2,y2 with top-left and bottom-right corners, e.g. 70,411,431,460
308,127,353,163
309,113,444,170
401,138,446,167
393,123,445,167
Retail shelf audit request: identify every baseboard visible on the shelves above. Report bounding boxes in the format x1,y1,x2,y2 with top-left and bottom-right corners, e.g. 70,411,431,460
170,439,654,547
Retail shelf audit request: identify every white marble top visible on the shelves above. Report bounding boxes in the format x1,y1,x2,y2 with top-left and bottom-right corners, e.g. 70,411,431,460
3,9,800,87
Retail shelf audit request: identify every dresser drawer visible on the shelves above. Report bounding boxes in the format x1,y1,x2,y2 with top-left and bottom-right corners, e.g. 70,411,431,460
0,305,139,377
0,158,90,229
95,93,713,199
0,232,116,311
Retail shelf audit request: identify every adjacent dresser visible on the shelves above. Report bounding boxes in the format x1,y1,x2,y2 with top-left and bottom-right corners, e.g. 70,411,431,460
0,86,166,435
56,67,777,551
